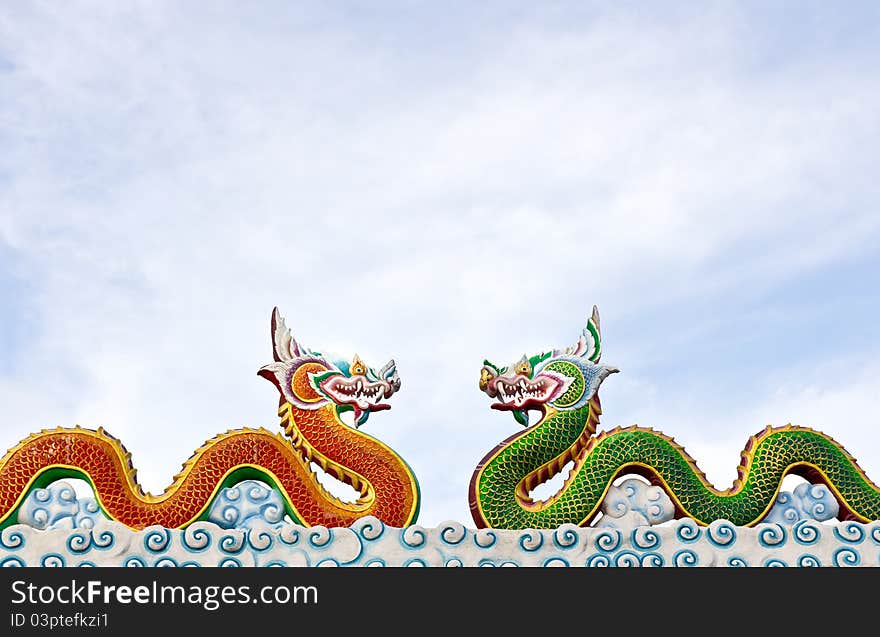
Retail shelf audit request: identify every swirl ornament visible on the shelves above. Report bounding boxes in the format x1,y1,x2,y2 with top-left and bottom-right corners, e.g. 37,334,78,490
155,557,179,568
143,528,171,554
218,557,242,567
439,521,467,545
519,529,544,552
640,553,664,567
470,308,880,529
764,558,787,567
631,527,660,551
765,482,840,525
553,524,580,549
833,521,865,544
66,532,92,554
18,519,879,567
0,308,419,531
1,556,25,567
792,520,821,546
797,554,821,567
76,500,103,529
218,530,247,555
17,482,78,530
207,481,286,530
182,524,212,552
801,485,836,520
598,478,675,528
585,553,611,567
757,524,787,548
613,551,641,567
473,529,497,549
673,549,699,567
403,558,427,567
832,548,861,567
91,529,115,551
594,529,621,553
707,520,737,548
675,519,701,543
0,528,24,551
351,516,385,542
401,526,427,549
41,554,65,567
247,526,275,552
307,527,333,549
278,525,301,546
543,557,569,567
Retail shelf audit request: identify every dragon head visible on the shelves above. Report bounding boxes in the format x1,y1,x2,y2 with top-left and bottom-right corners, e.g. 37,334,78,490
479,306,619,427
258,308,401,428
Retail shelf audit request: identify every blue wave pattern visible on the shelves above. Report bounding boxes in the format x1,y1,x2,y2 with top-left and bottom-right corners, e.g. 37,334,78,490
6,479,877,566
16,481,106,530
763,483,839,525
206,480,287,529
17,478,839,534
1,517,878,567
597,479,840,530
596,478,675,528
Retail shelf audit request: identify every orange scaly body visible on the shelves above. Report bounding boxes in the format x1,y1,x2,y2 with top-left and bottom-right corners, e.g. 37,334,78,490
0,402,419,530
0,308,420,530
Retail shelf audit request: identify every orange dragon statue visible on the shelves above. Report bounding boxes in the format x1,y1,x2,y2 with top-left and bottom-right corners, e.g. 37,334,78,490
0,309,420,531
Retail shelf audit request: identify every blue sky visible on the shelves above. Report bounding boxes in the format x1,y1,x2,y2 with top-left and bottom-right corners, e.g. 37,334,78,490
1,2,879,525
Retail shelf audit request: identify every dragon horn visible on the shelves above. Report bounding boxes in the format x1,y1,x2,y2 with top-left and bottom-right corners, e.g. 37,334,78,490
379,359,397,379
560,305,602,362
270,307,302,362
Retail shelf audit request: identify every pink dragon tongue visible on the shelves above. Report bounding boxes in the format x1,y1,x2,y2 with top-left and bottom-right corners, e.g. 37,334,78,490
321,375,392,412
491,374,559,409
538,371,572,402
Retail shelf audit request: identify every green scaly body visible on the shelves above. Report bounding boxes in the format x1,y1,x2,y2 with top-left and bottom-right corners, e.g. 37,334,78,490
470,401,880,529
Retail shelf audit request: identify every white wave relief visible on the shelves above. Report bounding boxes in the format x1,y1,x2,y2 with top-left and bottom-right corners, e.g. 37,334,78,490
5,478,877,567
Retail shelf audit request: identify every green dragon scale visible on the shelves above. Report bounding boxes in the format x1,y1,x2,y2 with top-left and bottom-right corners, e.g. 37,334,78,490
469,307,880,529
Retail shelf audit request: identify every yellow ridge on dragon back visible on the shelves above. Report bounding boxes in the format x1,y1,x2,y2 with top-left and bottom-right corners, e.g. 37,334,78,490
469,306,880,529
0,308,420,531
2,305,878,532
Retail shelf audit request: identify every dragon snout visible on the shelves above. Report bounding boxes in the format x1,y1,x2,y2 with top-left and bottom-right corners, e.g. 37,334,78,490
479,366,498,394
386,374,402,396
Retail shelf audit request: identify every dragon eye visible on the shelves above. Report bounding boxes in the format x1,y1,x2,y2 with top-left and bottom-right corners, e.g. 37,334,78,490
351,355,366,376
515,360,531,376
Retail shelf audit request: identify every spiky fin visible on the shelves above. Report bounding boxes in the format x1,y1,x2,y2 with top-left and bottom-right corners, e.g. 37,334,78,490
379,359,398,381
559,305,602,362
483,359,506,374
271,307,302,362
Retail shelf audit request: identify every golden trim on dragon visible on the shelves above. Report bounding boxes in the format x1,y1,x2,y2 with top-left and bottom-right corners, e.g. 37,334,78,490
0,308,420,530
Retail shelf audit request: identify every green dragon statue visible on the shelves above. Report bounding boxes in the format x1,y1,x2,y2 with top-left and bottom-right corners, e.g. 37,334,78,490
469,307,880,529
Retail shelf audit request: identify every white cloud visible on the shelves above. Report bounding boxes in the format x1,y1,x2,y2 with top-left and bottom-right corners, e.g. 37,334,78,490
1,3,878,525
